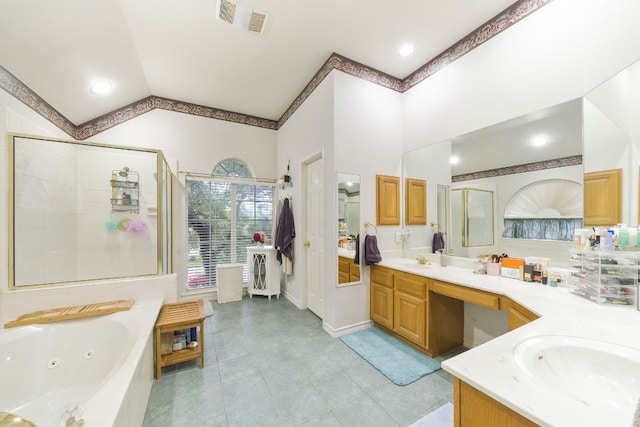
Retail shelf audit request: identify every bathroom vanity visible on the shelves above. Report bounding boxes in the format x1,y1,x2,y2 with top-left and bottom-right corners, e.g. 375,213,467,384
371,258,640,427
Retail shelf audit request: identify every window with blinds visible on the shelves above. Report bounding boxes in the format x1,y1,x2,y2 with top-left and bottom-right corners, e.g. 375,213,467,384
185,165,274,291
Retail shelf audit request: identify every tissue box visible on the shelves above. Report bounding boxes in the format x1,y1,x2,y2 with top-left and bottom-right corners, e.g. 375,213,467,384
501,258,525,279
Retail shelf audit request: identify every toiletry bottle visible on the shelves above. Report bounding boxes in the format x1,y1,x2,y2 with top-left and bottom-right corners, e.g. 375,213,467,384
439,250,447,267
619,228,630,247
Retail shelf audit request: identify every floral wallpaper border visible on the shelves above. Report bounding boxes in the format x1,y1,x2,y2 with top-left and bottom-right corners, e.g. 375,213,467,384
452,155,583,183
0,0,552,140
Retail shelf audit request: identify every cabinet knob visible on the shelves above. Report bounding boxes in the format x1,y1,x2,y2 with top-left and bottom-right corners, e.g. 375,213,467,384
304,241,311,247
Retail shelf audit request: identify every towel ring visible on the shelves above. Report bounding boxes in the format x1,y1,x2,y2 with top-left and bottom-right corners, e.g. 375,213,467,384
364,222,377,236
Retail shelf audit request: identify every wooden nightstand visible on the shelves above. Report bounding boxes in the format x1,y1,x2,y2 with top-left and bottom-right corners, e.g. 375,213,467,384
154,300,205,379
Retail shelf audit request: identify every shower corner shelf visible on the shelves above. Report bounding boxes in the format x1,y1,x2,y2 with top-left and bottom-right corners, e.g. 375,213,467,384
110,169,140,214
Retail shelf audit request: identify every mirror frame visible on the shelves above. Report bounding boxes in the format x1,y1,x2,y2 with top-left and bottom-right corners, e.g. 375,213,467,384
9,133,171,288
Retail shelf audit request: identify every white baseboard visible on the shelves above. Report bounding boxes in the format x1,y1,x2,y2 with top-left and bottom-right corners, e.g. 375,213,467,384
281,290,304,309
323,319,372,337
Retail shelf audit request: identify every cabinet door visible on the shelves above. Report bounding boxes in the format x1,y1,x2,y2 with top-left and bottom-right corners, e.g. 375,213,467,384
394,292,426,347
584,168,621,226
406,178,427,225
349,263,360,282
370,284,394,329
455,378,538,427
376,175,400,225
394,272,427,347
338,257,350,284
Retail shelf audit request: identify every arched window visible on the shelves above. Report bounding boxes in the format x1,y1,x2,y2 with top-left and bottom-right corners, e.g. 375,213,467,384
186,160,274,290
503,179,583,241
213,159,252,177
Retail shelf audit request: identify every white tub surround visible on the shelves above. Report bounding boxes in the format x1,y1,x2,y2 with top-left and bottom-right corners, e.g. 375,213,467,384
0,274,177,327
377,258,640,427
0,299,163,427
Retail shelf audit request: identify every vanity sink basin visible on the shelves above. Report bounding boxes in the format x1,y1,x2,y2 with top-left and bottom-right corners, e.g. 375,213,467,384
387,258,431,267
513,335,640,420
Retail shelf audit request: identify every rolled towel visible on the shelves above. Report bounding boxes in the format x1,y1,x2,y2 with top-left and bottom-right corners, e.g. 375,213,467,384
364,235,382,265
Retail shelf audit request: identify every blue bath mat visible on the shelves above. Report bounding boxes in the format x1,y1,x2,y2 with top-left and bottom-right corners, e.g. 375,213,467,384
340,327,440,386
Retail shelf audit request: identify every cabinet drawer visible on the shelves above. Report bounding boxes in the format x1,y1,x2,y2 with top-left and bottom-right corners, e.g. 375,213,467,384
338,258,350,273
371,266,394,288
431,280,500,310
395,271,427,299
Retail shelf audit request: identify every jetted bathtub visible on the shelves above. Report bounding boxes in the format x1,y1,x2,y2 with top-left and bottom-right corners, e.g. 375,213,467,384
0,299,163,427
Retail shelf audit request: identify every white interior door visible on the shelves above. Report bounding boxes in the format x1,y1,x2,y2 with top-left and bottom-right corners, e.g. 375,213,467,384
306,157,324,318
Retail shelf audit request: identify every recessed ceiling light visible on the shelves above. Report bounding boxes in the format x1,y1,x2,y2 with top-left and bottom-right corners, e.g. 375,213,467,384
90,81,113,95
398,44,415,57
531,135,549,147
450,155,460,165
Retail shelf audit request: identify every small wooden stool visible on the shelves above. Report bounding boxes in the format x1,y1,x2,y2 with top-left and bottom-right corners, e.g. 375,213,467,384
154,300,205,379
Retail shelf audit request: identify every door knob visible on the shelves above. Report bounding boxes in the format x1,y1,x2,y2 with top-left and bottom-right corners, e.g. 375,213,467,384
304,241,311,247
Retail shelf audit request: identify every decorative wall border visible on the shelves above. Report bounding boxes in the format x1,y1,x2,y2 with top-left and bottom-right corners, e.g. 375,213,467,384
451,155,582,183
0,0,552,140
74,96,278,140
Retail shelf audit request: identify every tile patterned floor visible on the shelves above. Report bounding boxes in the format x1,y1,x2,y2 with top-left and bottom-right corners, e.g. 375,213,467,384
143,296,463,427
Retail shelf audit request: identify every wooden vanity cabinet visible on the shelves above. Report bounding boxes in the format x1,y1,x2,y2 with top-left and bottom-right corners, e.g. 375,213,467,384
339,256,361,284
370,265,395,329
349,262,360,282
394,271,428,347
338,256,350,284
454,378,538,427
507,300,539,330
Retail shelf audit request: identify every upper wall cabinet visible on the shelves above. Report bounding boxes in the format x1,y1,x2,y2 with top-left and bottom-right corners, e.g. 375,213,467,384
584,168,621,226
405,178,427,225
376,175,400,225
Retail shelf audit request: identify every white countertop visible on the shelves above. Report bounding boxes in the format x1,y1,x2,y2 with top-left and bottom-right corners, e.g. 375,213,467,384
337,247,356,259
377,257,640,427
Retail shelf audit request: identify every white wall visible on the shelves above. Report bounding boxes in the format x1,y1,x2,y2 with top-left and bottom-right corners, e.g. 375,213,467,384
329,71,404,334
403,0,640,154
276,73,335,309
93,109,278,299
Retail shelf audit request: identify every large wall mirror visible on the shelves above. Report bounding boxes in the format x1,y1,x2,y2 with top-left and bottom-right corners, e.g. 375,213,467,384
337,172,360,286
402,99,584,265
402,56,640,266
9,134,172,287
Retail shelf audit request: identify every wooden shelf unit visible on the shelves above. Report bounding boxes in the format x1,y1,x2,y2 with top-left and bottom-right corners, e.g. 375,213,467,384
154,300,205,379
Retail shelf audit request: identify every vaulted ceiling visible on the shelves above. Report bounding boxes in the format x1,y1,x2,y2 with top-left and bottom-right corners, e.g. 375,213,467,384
0,0,550,138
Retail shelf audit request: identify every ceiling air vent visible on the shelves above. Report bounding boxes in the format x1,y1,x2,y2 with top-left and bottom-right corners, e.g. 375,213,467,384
217,0,268,34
